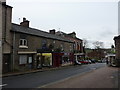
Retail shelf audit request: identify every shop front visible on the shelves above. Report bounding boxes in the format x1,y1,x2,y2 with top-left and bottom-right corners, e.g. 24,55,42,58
37,53,52,68
52,53,64,67
61,53,74,66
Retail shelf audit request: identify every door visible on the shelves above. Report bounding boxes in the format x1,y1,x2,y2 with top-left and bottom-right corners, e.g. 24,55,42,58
3,54,11,73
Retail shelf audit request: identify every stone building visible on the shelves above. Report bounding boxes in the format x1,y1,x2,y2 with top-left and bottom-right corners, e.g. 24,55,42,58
1,2,13,73
87,49,106,60
1,3,74,73
56,31,84,60
114,36,120,66
113,1,120,66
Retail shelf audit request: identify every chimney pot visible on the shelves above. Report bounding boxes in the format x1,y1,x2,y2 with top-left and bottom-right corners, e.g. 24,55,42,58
20,17,29,28
49,29,56,34
23,17,26,21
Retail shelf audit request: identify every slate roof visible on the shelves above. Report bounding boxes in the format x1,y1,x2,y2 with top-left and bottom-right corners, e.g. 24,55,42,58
114,35,120,40
11,23,73,43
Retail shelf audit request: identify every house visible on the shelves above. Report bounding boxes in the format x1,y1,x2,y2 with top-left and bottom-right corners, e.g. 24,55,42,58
114,36,120,66
1,3,74,73
1,2,13,73
87,49,106,61
56,31,85,61
113,1,120,66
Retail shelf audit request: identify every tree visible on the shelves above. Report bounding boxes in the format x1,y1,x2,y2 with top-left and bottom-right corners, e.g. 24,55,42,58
111,45,115,49
83,38,89,48
111,44,115,54
93,41,104,49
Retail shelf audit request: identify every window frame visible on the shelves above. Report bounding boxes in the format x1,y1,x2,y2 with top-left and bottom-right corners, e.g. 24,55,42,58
19,39,28,48
19,55,27,65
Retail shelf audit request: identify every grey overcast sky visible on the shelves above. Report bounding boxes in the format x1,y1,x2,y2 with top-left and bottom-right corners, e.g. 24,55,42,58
7,0,118,48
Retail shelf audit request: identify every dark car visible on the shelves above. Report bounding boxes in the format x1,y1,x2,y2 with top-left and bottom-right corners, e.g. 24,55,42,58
91,59,96,63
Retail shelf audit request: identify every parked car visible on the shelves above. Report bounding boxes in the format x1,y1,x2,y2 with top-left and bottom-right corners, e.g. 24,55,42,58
98,60,102,63
79,60,86,64
91,59,96,63
84,60,89,64
79,60,89,64
88,60,92,64
74,60,82,65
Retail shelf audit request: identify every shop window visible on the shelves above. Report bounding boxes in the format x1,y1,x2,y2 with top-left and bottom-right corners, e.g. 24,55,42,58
42,53,52,66
19,55,27,64
19,39,28,48
60,44,64,51
28,57,32,64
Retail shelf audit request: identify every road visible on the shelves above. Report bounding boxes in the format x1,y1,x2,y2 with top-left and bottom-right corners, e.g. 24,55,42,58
42,65,119,88
2,63,118,88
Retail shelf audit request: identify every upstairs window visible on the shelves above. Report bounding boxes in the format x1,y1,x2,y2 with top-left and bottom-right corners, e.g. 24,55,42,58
19,39,28,48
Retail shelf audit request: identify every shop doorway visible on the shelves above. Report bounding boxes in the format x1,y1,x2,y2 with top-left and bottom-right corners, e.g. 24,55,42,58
3,54,11,73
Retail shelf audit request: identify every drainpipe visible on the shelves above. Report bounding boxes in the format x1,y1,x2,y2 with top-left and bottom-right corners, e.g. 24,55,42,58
12,31,15,72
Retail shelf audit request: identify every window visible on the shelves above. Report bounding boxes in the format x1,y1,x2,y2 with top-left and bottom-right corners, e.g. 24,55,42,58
42,40,47,49
19,39,28,48
19,39,27,46
60,44,64,51
19,55,27,64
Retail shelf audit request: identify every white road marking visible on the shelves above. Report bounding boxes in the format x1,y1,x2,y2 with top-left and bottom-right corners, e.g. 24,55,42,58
0,84,7,87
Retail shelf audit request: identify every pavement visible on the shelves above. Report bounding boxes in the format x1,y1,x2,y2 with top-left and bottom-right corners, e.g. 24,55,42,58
2,64,74,77
40,66,119,88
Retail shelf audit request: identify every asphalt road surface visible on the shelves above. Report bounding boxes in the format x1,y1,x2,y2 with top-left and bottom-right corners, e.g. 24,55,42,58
2,63,118,88
42,65,119,88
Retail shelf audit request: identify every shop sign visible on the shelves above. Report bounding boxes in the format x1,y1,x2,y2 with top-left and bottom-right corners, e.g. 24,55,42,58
37,53,41,55
42,53,52,56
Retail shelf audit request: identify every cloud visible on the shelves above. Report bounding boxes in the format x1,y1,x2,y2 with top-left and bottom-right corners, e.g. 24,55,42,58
98,27,117,39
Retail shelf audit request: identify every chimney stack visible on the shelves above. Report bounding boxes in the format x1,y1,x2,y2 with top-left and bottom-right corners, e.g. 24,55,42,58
49,29,56,34
20,17,29,28
0,0,6,5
